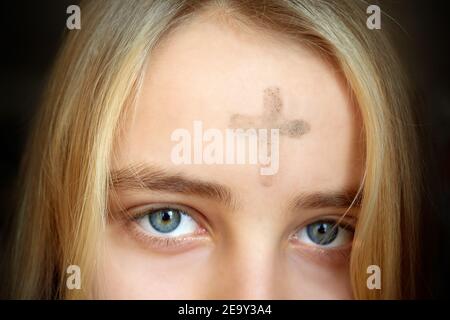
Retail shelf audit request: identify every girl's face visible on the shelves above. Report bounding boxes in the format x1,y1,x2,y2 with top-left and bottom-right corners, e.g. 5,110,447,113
100,15,364,299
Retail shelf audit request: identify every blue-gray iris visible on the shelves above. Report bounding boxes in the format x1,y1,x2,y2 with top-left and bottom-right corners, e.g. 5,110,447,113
149,209,182,233
306,221,338,245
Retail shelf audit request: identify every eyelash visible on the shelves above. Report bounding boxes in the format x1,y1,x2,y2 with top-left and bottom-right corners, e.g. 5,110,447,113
124,205,355,257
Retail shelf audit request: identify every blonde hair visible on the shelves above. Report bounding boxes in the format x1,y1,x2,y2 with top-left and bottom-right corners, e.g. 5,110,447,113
6,0,422,299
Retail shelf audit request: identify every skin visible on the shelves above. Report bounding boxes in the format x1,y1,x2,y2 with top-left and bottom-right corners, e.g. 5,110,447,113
99,11,364,299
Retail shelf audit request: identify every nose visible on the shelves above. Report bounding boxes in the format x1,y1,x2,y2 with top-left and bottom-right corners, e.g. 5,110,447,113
205,232,286,299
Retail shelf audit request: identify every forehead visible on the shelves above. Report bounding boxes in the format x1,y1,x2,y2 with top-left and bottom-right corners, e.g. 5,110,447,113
114,16,364,194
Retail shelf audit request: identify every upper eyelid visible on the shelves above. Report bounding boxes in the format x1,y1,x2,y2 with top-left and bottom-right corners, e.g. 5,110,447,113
115,202,199,219
289,216,356,243
130,204,193,218
298,214,357,230
120,203,357,227
128,203,209,231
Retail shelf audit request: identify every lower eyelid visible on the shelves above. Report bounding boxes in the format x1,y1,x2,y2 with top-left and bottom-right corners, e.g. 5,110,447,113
126,220,210,252
289,239,352,265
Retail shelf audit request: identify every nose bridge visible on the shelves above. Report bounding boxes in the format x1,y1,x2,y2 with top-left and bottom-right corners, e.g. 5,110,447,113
208,225,284,299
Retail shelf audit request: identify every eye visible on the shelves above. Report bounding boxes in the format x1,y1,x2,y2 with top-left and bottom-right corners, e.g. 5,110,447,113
136,208,199,237
294,220,353,248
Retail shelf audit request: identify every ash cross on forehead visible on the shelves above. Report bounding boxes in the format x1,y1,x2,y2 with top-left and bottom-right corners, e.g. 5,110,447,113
229,87,310,138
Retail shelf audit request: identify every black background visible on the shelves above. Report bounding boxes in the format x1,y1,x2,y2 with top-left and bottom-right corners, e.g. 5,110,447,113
0,0,449,298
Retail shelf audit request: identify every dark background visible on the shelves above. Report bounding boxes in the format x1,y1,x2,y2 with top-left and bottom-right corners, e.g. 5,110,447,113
0,0,449,298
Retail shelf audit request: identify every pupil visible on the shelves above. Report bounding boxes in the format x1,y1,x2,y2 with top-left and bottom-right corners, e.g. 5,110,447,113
318,224,327,234
161,211,171,222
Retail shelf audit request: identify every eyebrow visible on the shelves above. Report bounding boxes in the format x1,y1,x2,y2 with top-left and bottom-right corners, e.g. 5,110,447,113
110,164,237,210
110,164,362,212
288,189,362,211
